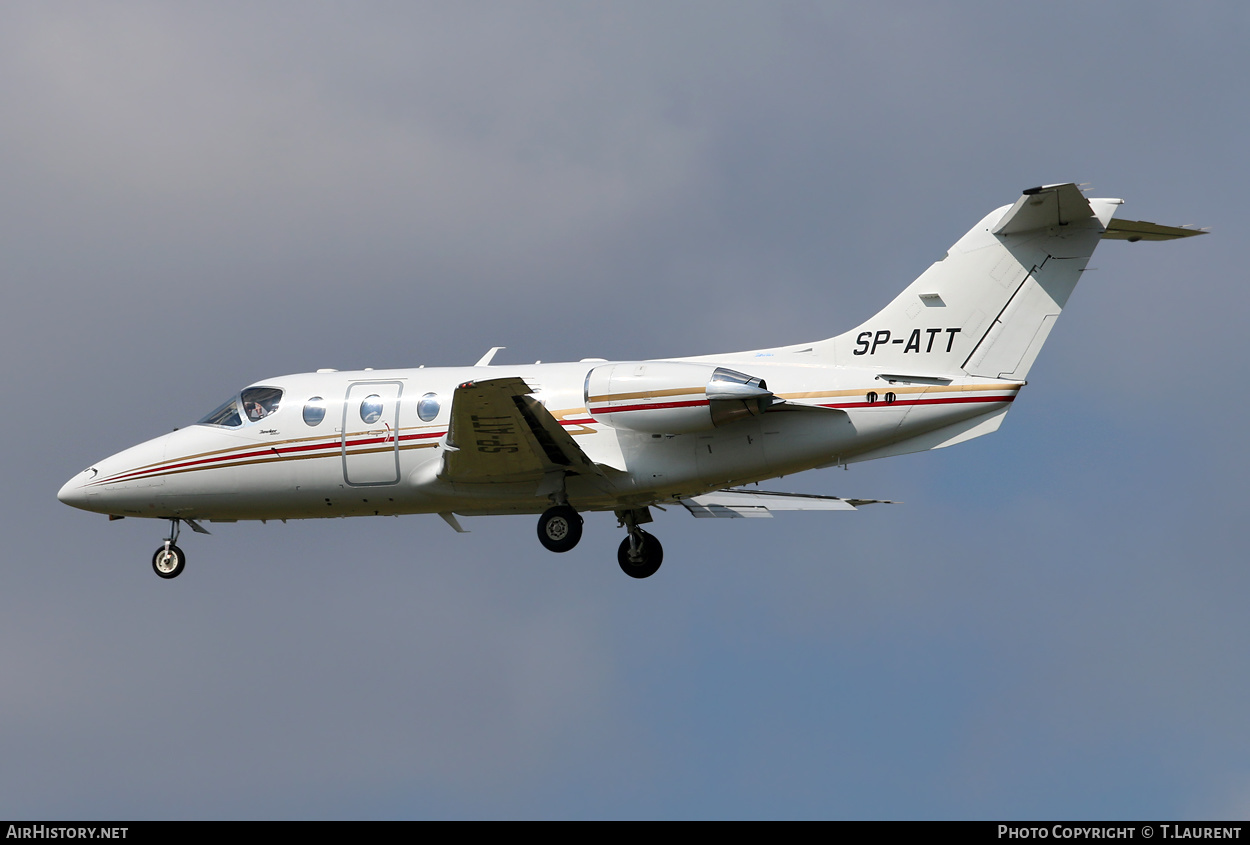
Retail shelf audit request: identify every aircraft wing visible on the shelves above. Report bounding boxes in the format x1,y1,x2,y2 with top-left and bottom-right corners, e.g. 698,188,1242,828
440,377,603,483
679,488,896,518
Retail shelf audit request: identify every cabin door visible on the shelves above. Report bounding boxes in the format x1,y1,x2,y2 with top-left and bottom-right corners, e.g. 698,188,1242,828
342,381,403,486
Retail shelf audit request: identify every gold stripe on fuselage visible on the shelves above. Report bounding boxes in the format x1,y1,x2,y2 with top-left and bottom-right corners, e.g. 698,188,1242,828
586,387,704,404
100,406,599,484
127,440,441,481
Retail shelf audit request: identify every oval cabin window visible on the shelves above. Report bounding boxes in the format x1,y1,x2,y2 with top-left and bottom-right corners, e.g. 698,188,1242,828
418,393,440,422
303,397,326,426
359,395,383,424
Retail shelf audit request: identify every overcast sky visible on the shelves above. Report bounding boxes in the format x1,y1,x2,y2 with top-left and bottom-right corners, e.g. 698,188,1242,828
2,2,1247,819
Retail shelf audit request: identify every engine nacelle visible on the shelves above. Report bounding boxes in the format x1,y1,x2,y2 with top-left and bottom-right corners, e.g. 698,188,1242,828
585,362,774,434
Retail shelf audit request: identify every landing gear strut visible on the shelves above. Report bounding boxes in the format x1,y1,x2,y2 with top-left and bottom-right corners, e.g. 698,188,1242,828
616,507,663,579
537,505,583,553
152,518,186,579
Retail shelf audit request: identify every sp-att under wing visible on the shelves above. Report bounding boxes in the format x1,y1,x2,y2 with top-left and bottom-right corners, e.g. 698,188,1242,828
439,376,606,484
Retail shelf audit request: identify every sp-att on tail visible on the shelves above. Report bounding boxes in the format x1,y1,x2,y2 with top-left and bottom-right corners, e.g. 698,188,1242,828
825,183,1203,380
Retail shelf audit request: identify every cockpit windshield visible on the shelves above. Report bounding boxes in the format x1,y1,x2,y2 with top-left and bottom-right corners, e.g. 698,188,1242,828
196,387,283,428
197,397,242,428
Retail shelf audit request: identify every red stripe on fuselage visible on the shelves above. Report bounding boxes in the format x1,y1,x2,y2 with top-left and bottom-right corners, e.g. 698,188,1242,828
93,416,602,486
94,430,445,486
91,394,1011,485
588,399,709,415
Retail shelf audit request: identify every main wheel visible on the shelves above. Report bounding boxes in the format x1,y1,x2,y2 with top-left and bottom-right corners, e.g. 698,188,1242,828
537,505,583,553
152,544,186,579
617,531,663,579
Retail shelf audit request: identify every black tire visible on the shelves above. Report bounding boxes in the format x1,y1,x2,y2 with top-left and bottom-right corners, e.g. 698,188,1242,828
617,531,663,579
152,544,186,579
537,506,583,553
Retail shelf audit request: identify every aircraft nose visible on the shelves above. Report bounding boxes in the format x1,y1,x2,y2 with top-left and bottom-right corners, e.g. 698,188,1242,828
57,470,95,511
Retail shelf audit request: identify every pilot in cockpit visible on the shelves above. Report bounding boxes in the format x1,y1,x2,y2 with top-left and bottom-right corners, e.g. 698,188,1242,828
242,387,282,422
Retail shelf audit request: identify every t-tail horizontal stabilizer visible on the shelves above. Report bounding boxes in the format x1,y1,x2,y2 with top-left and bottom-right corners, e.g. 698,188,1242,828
992,183,1098,235
1102,218,1207,241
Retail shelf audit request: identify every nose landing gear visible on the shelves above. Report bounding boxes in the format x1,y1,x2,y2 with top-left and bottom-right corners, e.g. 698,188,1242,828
152,518,186,579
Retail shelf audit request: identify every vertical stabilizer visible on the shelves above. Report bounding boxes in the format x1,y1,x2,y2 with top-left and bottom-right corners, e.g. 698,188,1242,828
827,184,1121,380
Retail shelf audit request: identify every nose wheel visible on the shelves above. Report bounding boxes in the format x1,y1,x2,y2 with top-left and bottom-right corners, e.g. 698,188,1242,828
151,518,186,579
152,544,186,579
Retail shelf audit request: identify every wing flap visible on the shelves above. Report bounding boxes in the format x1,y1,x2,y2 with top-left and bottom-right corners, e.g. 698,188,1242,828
680,488,896,519
512,394,603,477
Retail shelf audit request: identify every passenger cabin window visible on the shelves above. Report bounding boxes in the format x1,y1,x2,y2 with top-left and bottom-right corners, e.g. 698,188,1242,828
303,397,327,426
360,395,383,424
418,393,440,422
241,387,283,422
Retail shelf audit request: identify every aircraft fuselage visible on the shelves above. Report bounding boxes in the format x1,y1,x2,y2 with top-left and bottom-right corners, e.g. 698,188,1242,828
58,360,1020,522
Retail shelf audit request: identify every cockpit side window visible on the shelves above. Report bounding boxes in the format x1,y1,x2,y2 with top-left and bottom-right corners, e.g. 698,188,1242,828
241,387,283,422
197,397,243,428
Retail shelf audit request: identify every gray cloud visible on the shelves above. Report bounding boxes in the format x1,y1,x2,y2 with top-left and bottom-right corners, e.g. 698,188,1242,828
3,1,1247,819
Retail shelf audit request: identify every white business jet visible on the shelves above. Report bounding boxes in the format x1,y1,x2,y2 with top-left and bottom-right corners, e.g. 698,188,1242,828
58,184,1203,579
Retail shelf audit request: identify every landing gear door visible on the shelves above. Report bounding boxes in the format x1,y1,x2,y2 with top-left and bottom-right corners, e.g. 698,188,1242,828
342,381,403,486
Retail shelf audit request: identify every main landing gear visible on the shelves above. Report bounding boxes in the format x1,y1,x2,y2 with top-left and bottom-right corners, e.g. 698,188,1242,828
537,505,583,553
152,518,186,579
533,504,664,578
615,507,663,579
